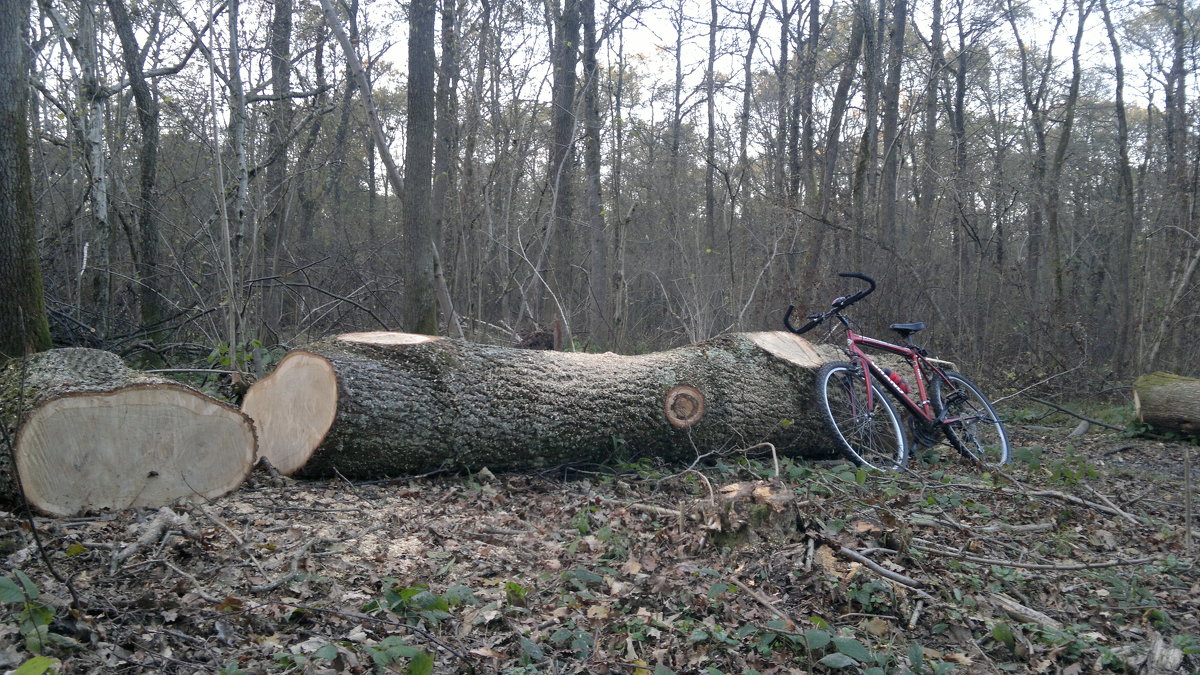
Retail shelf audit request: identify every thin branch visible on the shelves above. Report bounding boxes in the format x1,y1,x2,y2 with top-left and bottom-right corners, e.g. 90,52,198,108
1023,395,1124,432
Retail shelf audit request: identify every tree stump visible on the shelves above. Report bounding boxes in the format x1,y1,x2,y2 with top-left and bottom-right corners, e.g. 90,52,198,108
696,480,800,549
1133,371,1200,437
1,348,257,516
242,331,843,478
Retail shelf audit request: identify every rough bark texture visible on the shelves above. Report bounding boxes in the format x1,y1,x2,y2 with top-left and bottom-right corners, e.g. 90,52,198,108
242,331,844,478
0,349,257,516
0,0,52,359
1134,371,1200,437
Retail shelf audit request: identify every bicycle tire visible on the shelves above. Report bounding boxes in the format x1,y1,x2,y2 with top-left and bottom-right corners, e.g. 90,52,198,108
932,371,1011,466
815,361,908,471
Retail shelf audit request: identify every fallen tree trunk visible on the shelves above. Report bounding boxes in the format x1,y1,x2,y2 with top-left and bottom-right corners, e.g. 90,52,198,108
1,348,257,516
242,331,843,478
1134,371,1200,437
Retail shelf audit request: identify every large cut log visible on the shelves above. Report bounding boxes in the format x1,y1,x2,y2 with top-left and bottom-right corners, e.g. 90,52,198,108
242,331,843,478
1134,371,1200,436
0,348,257,516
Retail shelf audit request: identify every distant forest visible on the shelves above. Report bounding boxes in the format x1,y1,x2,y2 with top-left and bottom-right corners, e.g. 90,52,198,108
9,0,1200,389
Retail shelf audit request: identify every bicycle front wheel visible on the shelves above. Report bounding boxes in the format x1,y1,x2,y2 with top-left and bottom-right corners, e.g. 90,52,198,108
816,362,908,471
932,371,1011,466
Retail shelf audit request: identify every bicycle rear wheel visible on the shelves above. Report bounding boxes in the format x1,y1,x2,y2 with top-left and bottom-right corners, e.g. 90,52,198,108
815,362,908,471
932,371,1010,466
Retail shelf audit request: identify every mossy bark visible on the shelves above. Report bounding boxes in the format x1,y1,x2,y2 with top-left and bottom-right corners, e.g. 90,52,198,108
0,348,257,516
244,331,844,478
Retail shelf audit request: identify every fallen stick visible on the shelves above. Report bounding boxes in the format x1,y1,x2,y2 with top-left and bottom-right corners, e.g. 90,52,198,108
912,540,1153,571
1024,395,1124,432
1084,486,1140,525
1013,488,1131,519
989,592,1063,631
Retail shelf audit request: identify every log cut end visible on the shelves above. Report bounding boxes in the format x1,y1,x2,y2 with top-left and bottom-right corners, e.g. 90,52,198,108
745,331,832,368
242,351,339,475
337,332,443,347
15,385,255,516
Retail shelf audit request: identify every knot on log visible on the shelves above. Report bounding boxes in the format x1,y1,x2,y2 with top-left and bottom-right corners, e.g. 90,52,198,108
664,385,705,428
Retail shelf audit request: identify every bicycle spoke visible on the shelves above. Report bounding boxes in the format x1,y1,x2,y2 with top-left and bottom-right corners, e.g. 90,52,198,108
933,372,1010,466
817,362,907,471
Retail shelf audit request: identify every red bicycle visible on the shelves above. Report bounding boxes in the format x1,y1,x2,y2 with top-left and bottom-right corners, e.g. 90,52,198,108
785,272,1010,471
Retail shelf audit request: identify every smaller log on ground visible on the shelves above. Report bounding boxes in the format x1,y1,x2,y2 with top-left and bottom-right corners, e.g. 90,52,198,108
242,331,844,478
1,348,257,516
1133,371,1200,437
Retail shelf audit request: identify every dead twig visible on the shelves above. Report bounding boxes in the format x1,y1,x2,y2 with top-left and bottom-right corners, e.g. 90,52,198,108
196,503,267,577
836,545,932,600
161,560,221,603
110,507,198,573
730,578,795,627
735,442,780,478
250,537,336,593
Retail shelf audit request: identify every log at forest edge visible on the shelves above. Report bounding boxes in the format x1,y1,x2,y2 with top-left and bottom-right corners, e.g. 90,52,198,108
0,348,258,516
1134,371,1200,437
242,331,845,478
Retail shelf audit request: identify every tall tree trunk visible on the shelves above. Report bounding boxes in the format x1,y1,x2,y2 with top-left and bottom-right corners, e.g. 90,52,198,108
916,0,943,251
106,0,165,341
877,0,907,253
404,0,439,334
773,0,791,202
227,0,249,288
263,0,293,338
1146,0,1195,370
850,0,883,269
1007,0,1061,305
1099,0,1137,372
795,0,820,203
0,0,52,358
582,0,607,344
433,0,459,336
530,0,580,337
705,0,718,250
610,25,628,350
1044,0,1090,317
78,0,111,338
317,0,404,198
802,1,864,288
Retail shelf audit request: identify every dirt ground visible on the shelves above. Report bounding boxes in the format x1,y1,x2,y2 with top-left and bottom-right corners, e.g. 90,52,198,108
2,416,1198,674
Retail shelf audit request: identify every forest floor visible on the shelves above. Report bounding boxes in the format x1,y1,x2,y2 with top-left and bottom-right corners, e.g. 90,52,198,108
2,408,1198,674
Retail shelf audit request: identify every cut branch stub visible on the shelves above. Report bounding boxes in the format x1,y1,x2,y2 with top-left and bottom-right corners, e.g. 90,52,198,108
1,348,257,516
242,330,842,479
664,385,705,428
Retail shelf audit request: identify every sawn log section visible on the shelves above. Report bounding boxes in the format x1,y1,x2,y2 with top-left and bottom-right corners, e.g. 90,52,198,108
1134,371,1200,437
243,331,844,478
1,348,257,516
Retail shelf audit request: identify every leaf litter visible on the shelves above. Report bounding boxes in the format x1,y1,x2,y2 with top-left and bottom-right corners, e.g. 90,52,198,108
1,422,1197,674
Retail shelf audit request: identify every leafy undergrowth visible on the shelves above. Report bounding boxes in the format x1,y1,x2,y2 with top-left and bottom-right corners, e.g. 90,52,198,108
1,423,1198,674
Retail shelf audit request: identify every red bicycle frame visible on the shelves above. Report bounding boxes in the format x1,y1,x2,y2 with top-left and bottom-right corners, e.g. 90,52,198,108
839,324,946,424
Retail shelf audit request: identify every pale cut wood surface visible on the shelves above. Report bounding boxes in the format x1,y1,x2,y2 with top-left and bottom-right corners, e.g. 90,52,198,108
1,348,257,516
